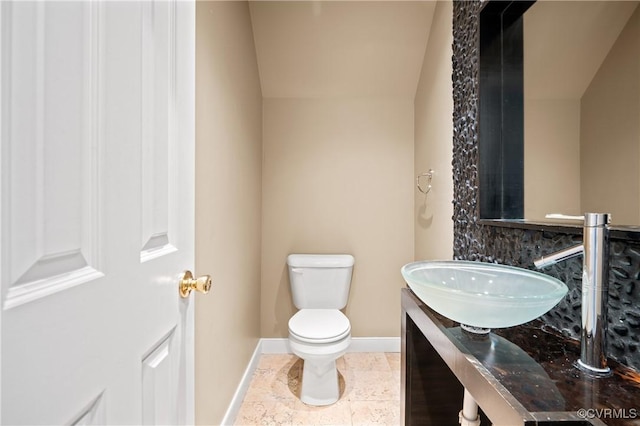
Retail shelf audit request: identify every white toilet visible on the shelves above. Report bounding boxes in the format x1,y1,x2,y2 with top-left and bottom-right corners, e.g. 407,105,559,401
287,253,354,406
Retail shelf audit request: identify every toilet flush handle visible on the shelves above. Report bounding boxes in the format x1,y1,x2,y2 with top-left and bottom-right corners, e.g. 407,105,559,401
290,268,304,274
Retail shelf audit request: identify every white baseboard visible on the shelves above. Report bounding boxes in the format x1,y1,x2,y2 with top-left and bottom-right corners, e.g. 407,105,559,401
260,338,291,354
261,336,400,354
221,336,400,425
348,337,401,353
219,341,263,426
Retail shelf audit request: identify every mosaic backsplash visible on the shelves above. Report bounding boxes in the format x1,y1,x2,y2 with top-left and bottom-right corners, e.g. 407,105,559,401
451,0,640,371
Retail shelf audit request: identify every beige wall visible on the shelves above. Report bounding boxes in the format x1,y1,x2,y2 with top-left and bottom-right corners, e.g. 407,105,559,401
261,98,414,338
581,6,640,225
195,2,262,424
414,1,453,261
524,99,581,219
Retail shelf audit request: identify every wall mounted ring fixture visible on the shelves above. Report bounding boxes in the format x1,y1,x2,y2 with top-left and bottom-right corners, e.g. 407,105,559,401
416,169,434,195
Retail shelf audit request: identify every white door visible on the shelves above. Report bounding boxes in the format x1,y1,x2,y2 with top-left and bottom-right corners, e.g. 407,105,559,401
0,0,197,424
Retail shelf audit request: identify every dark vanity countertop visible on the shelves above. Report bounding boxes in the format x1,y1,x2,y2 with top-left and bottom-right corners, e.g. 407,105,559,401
402,288,640,425
479,219,640,242
490,324,640,419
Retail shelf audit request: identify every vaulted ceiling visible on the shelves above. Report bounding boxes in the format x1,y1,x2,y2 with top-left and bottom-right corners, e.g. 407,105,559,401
248,1,436,98
524,1,639,100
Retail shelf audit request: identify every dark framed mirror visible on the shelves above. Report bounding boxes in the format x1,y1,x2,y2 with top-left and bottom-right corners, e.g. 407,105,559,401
479,0,533,220
479,0,640,228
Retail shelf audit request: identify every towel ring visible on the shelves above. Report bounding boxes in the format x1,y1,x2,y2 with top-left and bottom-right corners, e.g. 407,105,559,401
416,169,434,195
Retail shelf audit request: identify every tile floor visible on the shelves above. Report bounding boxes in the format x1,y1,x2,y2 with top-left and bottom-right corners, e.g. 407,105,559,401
234,352,401,426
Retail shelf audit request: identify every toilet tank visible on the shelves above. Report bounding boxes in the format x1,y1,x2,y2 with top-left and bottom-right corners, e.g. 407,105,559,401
287,254,355,309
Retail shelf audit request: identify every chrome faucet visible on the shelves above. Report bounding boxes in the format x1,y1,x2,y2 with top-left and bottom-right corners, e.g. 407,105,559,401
534,213,611,376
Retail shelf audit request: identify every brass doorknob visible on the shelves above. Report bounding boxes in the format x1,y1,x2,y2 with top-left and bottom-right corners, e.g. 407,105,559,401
179,271,212,298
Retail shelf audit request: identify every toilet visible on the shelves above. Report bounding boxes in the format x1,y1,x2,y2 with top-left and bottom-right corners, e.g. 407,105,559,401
287,253,354,406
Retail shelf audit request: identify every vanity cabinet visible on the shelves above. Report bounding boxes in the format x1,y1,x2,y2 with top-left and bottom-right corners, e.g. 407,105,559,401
401,288,640,426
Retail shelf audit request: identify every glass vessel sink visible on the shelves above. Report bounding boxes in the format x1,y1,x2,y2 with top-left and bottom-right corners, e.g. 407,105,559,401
401,260,568,331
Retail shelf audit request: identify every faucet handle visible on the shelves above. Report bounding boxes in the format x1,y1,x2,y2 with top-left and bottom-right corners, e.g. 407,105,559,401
545,213,585,221
546,213,611,227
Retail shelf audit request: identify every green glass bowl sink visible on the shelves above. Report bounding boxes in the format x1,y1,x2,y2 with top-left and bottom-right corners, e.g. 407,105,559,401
401,260,568,330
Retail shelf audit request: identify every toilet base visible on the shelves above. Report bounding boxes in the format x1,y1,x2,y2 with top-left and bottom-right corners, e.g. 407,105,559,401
300,358,340,406
289,334,350,406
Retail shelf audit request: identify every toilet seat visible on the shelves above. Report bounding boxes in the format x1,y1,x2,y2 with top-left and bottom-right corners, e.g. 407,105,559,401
288,309,351,344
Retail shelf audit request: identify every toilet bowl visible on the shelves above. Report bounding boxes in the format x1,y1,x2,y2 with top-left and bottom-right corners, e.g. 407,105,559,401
286,254,354,406
288,309,351,406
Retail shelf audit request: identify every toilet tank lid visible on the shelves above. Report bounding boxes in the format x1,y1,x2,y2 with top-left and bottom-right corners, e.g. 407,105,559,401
287,254,354,268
